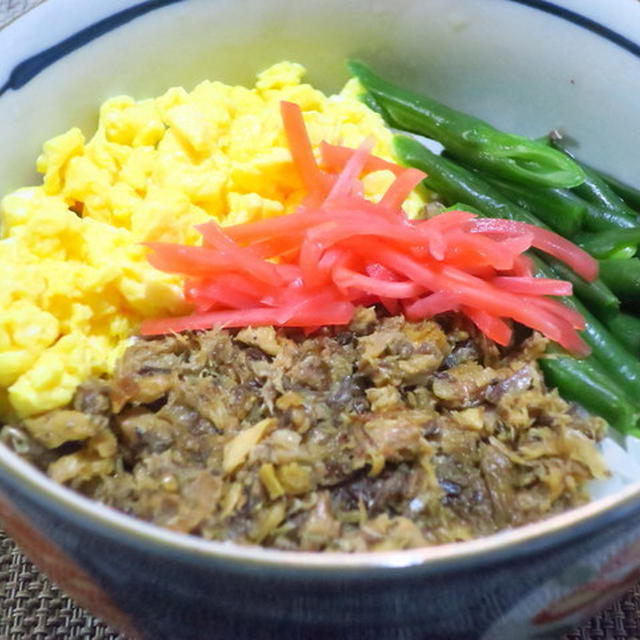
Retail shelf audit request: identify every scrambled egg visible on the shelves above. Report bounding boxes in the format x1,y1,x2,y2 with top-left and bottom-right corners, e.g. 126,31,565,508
0,62,425,419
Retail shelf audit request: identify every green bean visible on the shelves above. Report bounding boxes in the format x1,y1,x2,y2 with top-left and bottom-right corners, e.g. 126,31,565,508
540,256,619,320
349,61,585,188
599,258,640,305
532,255,640,402
605,312,640,358
574,228,640,259
581,200,639,232
547,140,640,222
537,252,640,430
358,90,388,118
596,170,640,211
551,286,640,401
392,135,542,226
575,165,640,221
465,170,585,237
442,202,486,216
538,355,640,435
394,135,620,319
452,153,637,232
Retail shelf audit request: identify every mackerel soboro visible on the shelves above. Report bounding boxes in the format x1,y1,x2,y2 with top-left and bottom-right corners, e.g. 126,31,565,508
2,308,607,551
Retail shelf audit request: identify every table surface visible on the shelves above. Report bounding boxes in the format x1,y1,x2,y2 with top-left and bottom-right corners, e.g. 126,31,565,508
1,0,640,638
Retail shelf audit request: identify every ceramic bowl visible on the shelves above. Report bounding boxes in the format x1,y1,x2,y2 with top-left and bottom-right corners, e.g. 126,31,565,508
2,1,640,638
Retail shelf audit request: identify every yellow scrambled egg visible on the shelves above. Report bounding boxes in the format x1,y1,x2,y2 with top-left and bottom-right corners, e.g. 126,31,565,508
0,62,425,419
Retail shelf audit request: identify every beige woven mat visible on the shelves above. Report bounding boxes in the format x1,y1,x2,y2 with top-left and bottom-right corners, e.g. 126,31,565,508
1,0,640,638
0,529,122,639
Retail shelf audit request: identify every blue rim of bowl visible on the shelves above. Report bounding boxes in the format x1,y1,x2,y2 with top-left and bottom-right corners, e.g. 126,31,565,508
1,0,640,572
1,0,640,97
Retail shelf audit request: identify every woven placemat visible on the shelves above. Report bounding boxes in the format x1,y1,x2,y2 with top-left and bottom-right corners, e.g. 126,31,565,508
2,0,640,638
0,529,122,640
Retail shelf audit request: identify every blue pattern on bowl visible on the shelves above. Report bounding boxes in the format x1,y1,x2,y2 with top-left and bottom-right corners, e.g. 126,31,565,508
2,461,640,639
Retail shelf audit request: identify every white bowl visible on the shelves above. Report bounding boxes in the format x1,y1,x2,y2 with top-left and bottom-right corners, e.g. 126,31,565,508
2,2,640,639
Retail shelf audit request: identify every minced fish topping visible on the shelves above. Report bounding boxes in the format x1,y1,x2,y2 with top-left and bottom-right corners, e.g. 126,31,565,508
1,309,607,551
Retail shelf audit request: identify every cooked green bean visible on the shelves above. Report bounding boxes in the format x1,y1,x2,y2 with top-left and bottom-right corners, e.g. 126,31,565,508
540,257,619,320
392,135,541,226
349,60,585,188
599,258,640,305
359,90,387,118
547,141,640,222
596,169,640,211
539,355,640,435
532,256,639,402
454,154,636,233
556,291,640,401
394,135,620,319
575,164,640,221
581,200,639,232
605,312,640,358
477,174,584,237
574,228,640,259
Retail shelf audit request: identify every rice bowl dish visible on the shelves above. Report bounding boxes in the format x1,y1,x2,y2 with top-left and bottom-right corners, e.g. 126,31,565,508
3,2,640,638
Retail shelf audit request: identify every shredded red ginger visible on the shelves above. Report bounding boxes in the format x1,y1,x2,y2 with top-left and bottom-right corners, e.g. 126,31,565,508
141,100,597,356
